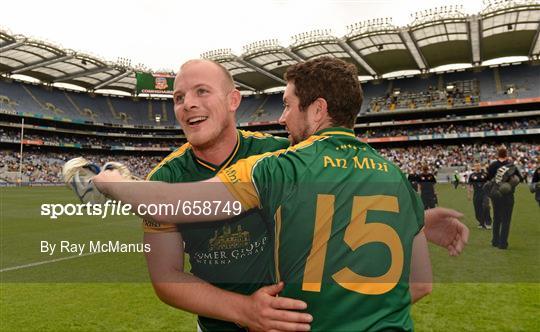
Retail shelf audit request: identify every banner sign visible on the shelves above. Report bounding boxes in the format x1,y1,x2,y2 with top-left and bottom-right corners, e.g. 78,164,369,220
136,72,175,94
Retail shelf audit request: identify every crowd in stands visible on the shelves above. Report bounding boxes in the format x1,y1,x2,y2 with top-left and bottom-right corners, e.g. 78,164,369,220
360,119,538,138
0,128,184,148
369,80,479,112
379,142,539,181
0,150,164,183
1,142,537,183
1,117,535,151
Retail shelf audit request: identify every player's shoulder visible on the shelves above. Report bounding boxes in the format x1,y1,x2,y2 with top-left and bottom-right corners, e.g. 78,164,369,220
239,130,289,148
146,142,192,180
239,129,274,139
239,129,289,143
231,135,324,172
285,134,329,153
249,134,327,161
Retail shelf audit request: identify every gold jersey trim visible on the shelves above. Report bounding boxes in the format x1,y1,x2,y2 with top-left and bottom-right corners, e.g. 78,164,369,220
320,131,356,138
239,129,273,139
146,143,191,180
195,158,217,171
193,131,241,172
274,206,282,283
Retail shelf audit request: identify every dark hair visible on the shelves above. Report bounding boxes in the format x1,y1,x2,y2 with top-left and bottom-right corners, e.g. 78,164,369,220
284,57,363,128
498,146,508,159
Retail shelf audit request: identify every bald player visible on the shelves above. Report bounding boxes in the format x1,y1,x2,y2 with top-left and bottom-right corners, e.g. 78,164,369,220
143,59,310,332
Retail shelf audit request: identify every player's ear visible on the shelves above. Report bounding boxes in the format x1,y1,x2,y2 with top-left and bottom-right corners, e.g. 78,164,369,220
228,89,241,113
313,97,328,123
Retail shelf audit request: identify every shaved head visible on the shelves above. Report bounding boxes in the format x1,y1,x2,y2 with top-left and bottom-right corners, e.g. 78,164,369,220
180,59,235,92
172,58,241,152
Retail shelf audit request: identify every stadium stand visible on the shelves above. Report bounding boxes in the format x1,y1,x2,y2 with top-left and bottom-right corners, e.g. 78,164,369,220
0,78,177,126
359,118,538,138
2,66,539,185
498,64,540,99
2,117,536,147
1,0,539,187
2,142,537,184
0,127,184,148
3,63,539,127
0,149,163,183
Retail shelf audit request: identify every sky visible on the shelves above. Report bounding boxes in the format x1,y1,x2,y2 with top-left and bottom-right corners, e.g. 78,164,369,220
2,0,487,72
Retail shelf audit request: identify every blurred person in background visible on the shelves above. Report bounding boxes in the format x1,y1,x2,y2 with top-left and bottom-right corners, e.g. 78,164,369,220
487,146,523,249
419,164,438,209
467,162,492,229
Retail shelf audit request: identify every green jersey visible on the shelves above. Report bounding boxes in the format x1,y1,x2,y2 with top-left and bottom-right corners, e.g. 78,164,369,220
144,130,289,332
218,127,424,332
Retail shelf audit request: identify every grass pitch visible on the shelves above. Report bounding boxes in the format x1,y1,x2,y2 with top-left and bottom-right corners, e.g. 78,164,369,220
1,184,539,331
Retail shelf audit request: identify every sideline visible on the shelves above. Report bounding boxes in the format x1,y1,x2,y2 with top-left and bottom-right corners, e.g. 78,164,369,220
0,252,100,272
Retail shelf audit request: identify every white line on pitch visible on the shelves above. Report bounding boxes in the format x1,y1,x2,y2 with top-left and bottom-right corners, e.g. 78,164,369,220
0,252,100,272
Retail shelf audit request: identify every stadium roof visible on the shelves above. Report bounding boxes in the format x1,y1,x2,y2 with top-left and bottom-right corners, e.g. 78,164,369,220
1,0,539,94
0,31,137,93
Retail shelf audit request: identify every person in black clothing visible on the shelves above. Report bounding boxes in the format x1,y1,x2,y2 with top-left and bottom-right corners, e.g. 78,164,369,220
467,163,492,229
487,146,523,249
531,166,540,207
408,166,420,192
419,165,437,210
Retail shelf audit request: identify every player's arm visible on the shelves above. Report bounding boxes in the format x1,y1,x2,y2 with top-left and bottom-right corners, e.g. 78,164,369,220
409,230,432,304
144,231,312,331
93,170,244,224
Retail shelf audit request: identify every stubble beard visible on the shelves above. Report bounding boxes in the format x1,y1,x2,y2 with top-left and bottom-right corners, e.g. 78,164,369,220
290,126,312,145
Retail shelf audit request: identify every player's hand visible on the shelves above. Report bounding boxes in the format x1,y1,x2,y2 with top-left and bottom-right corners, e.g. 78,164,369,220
240,282,312,332
92,169,131,196
424,207,469,256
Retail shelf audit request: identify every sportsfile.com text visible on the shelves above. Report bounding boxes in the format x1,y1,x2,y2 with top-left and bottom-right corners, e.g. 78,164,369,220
40,200,242,220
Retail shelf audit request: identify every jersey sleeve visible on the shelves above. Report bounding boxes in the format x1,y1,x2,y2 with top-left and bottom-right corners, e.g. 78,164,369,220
142,166,178,233
217,150,291,220
240,130,290,152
